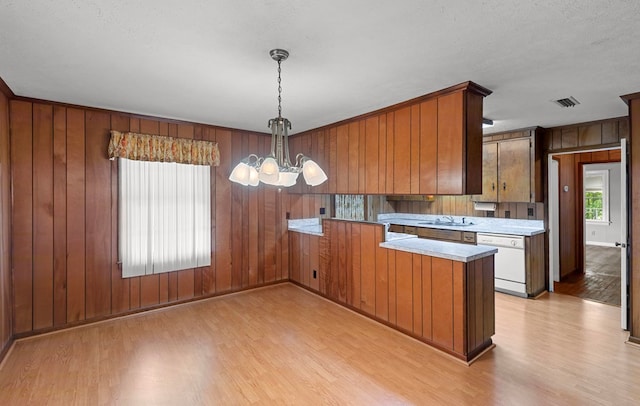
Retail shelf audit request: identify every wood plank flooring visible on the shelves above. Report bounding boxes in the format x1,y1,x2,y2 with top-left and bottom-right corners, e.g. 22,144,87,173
555,245,621,306
1,283,639,405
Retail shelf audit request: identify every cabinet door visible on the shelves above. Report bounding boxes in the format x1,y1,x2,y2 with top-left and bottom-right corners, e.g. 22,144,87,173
436,92,464,194
498,138,531,202
475,142,498,202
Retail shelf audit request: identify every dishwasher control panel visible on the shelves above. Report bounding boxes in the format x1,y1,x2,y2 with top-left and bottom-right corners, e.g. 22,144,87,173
476,233,524,249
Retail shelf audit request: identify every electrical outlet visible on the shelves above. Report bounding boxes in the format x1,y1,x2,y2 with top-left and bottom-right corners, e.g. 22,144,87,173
487,211,495,218
320,207,325,215
527,207,534,217
505,210,511,218
313,270,317,279
286,212,290,219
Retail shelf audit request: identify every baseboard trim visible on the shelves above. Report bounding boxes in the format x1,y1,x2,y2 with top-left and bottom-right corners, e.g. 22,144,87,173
0,337,15,371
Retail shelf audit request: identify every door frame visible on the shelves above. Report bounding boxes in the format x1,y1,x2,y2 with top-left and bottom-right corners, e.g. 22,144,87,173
547,146,629,330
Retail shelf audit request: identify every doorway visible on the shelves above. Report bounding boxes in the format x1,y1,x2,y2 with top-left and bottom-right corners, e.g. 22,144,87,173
548,145,628,328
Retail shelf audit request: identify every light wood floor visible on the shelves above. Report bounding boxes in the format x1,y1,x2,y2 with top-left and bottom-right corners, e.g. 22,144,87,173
1,283,639,405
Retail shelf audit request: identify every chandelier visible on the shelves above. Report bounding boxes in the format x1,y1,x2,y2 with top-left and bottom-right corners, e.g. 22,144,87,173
228,49,328,187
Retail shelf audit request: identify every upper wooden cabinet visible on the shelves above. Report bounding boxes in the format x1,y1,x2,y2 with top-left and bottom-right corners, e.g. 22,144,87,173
288,81,492,195
474,128,544,203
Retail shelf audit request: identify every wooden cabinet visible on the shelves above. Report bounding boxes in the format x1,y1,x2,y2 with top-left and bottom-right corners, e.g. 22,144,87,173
475,127,544,203
288,81,492,195
295,219,495,362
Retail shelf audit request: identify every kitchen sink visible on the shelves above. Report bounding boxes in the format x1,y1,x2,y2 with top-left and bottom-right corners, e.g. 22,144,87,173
417,220,474,227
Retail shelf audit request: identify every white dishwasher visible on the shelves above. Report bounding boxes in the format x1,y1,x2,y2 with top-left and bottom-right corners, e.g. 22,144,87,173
477,233,527,297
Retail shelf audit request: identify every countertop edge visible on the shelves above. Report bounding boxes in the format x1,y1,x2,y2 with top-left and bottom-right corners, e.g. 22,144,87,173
379,240,498,263
288,226,324,237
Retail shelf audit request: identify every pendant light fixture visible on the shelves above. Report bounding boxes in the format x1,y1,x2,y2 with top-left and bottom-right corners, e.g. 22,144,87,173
229,49,328,187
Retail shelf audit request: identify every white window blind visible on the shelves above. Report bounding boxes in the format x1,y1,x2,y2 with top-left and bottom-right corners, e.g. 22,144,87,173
119,158,211,278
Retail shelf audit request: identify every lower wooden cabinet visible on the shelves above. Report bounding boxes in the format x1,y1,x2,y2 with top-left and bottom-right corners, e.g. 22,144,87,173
289,219,496,362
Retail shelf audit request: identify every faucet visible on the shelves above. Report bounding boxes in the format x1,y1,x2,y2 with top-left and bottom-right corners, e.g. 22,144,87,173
439,215,454,223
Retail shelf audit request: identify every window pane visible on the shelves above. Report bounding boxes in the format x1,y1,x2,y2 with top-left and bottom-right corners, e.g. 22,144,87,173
119,158,211,278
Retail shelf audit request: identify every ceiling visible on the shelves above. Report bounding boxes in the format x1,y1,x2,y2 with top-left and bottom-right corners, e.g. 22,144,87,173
1,1,639,135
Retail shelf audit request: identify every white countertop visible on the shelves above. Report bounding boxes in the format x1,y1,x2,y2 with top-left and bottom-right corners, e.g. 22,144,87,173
287,218,418,240
380,238,497,262
288,217,497,262
287,218,323,236
378,213,545,236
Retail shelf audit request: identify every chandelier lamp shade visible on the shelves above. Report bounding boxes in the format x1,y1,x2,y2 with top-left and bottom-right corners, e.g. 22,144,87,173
228,49,328,187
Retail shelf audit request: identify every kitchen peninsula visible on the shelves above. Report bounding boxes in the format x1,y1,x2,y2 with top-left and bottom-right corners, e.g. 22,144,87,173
288,218,497,363
379,213,546,297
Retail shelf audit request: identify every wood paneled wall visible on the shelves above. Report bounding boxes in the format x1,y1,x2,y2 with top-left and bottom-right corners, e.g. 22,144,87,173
544,116,629,153
287,194,332,221
0,88,12,357
9,99,289,336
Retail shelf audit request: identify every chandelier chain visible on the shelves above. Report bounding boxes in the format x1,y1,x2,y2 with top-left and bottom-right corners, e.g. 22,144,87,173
277,60,282,118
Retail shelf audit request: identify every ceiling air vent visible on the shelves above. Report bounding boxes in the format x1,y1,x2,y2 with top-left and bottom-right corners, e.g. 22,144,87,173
553,96,580,108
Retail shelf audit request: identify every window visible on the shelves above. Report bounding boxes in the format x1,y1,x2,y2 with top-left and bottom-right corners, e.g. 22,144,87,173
119,158,211,278
584,170,609,223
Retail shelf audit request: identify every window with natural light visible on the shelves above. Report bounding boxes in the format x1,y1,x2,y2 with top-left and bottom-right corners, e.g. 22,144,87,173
584,169,609,223
119,158,211,278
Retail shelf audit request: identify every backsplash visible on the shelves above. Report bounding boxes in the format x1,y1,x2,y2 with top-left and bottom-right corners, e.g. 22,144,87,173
309,194,543,223
387,195,544,221
334,194,365,220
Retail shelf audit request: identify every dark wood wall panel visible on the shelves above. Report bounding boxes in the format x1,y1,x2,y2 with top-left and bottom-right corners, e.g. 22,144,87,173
52,106,67,327
32,103,54,330
215,129,232,293
9,100,288,336
9,100,33,334
85,111,113,319
557,154,577,278
336,124,349,194
545,116,629,153
0,89,12,352
66,108,86,323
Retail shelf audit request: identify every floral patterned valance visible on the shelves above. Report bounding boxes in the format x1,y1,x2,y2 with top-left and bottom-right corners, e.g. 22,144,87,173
108,130,220,166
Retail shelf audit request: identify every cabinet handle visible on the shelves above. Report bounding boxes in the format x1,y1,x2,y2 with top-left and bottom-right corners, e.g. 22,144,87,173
503,182,507,191
491,182,495,191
